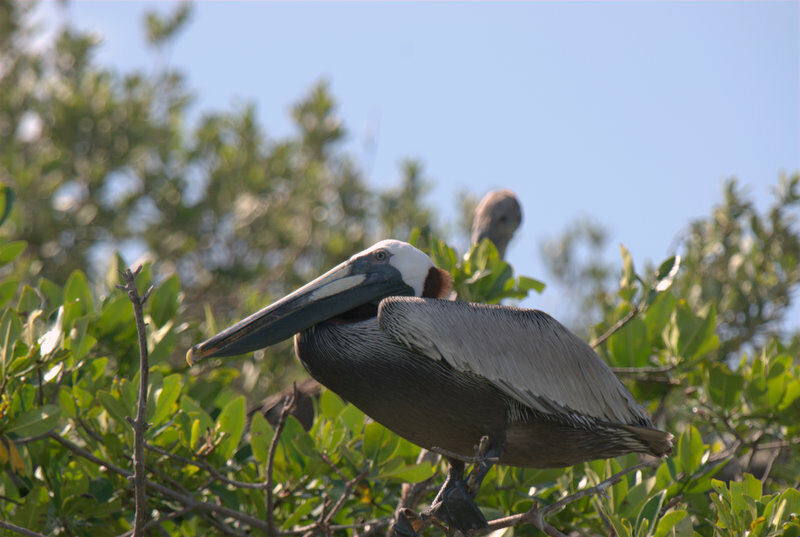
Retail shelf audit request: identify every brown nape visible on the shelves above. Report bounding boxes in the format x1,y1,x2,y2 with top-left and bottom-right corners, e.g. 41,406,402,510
423,267,454,298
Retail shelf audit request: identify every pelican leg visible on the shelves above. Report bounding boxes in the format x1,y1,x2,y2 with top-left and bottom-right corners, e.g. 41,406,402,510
466,437,504,497
427,459,488,534
392,459,488,537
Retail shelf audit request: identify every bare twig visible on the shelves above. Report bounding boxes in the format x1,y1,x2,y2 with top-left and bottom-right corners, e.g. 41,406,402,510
266,383,298,537
319,451,348,481
144,441,271,490
590,305,639,348
390,450,440,537
323,471,369,527
470,460,660,537
200,512,251,537
610,364,675,374
115,507,194,537
0,521,49,537
283,469,369,536
46,432,272,532
116,266,153,537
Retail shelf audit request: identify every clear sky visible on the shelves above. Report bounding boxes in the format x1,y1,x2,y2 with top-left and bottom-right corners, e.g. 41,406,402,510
38,1,799,317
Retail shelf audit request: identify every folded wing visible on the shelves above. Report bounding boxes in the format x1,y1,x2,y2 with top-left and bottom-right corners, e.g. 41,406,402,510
377,297,651,427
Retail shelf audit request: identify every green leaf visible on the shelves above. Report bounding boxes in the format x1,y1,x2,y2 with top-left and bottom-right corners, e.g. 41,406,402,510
38,277,63,312
16,285,41,314
654,255,681,292
771,489,800,527
7,405,61,437
0,308,22,375
741,472,762,501
216,395,246,460
64,270,94,319
619,244,636,296
320,389,345,418
636,490,665,537
58,388,78,418
676,426,704,475
281,497,319,530
0,278,19,308
0,240,26,267
380,461,436,482
707,363,744,408
65,315,96,361
676,304,719,361
363,421,397,463
152,373,181,427
608,316,649,367
97,391,131,426
0,185,15,226
338,403,366,431
105,251,127,292
89,477,115,503
250,411,274,464
518,275,546,294
148,274,180,326
654,510,690,537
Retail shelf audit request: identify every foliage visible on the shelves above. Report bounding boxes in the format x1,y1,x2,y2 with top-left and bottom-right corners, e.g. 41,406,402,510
674,177,800,360
540,177,800,357
0,0,437,401
1,2,799,537
1,174,800,535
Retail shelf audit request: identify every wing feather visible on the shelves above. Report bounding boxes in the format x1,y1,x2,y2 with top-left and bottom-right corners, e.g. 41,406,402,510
378,297,650,426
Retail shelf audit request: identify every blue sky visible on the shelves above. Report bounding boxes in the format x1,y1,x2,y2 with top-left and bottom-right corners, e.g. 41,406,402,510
39,1,799,317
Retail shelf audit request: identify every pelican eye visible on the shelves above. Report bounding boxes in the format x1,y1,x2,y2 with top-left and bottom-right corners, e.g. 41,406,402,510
374,249,389,262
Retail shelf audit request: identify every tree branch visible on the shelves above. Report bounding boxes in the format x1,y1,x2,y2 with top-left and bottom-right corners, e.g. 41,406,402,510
473,460,661,537
46,431,273,532
116,266,153,537
0,521,49,537
266,383,297,537
115,507,194,537
590,305,639,348
145,441,272,490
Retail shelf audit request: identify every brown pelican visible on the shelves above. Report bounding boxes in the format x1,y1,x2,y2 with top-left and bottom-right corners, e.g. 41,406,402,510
188,240,672,532
253,190,523,428
471,189,523,259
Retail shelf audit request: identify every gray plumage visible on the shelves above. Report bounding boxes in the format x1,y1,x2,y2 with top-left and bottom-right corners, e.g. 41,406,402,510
295,296,671,468
379,297,649,426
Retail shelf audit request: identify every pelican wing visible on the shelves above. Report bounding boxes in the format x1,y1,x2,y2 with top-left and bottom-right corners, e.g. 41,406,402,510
378,297,650,426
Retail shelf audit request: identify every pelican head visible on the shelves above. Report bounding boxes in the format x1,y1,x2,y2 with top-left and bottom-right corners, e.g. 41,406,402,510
187,240,452,363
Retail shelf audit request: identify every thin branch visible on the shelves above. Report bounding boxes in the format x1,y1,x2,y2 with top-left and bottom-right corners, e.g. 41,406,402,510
0,521,49,537
471,460,660,537
200,512,251,537
46,432,272,532
323,471,369,527
117,266,153,537
282,468,369,536
266,383,298,537
590,305,639,348
319,451,348,481
115,507,194,537
610,365,674,374
145,441,270,490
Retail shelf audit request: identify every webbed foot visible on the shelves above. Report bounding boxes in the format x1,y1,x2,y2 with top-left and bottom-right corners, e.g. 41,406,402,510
428,477,488,533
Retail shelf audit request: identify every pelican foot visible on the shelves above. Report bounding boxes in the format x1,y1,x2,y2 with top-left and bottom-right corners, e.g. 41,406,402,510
428,477,488,533
392,508,423,537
